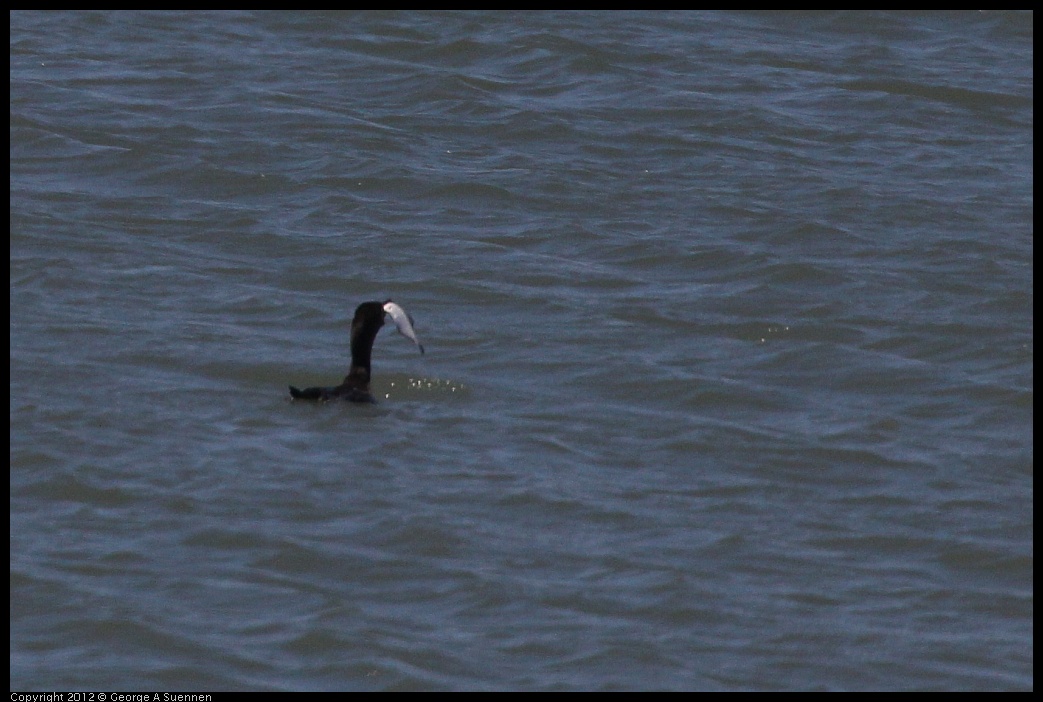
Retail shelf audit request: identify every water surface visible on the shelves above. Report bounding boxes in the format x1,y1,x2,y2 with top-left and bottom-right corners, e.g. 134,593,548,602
10,10,1033,691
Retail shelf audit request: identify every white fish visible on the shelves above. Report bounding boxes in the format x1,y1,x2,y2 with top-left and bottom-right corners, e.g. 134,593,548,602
383,300,424,354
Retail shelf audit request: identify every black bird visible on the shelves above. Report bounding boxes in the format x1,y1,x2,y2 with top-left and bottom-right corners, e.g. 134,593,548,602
289,301,390,403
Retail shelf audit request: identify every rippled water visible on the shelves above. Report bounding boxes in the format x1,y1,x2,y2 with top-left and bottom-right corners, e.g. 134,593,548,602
10,11,1032,691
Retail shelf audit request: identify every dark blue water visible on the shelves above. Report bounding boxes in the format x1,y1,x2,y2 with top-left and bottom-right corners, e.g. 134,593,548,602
10,11,1032,691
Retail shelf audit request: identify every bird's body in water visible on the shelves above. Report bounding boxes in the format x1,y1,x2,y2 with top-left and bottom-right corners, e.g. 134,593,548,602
289,300,423,403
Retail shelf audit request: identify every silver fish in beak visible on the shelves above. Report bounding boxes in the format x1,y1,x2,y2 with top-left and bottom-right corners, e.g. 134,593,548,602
383,300,424,354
